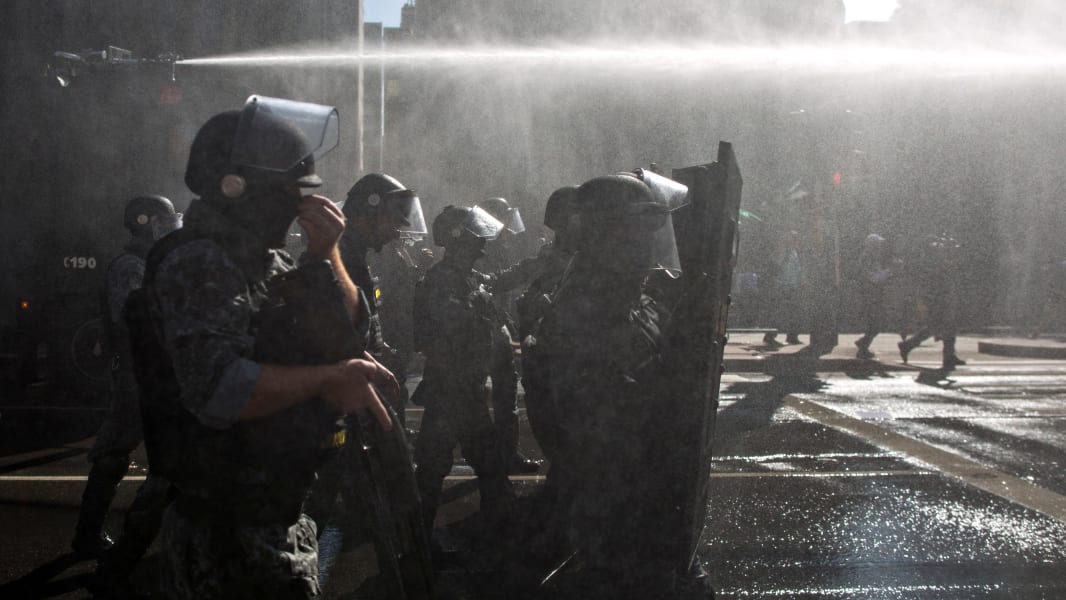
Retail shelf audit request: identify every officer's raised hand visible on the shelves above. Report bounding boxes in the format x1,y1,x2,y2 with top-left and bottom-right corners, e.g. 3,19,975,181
298,194,347,260
297,193,363,321
321,358,394,432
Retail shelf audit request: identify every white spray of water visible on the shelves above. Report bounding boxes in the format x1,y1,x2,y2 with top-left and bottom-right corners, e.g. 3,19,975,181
177,42,1066,78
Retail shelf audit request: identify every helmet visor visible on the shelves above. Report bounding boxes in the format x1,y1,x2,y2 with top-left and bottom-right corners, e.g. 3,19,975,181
151,213,183,241
618,204,681,275
463,206,505,240
632,168,690,211
503,207,525,234
231,95,340,174
631,170,686,275
648,213,682,275
390,191,429,240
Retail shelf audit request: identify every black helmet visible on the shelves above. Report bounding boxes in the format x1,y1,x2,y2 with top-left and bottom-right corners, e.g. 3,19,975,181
431,205,505,248
184,110,240,197
124,195,174,230
344,173,428,239
543,185,579,232
477,197,525,234
575,171,689,274
185,95,339,199
124,195,178,240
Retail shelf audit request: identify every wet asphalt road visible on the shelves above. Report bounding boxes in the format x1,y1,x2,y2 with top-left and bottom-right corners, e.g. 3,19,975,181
707,368,1066,599
2,340,1066,599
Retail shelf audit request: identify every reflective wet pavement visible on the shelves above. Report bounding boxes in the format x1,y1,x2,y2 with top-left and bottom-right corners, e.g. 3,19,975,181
2,333,1066,598
706,472,1066,598
707,363,1066,598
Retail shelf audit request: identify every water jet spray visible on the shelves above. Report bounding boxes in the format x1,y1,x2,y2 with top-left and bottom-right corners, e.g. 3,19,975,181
174,41,1066,79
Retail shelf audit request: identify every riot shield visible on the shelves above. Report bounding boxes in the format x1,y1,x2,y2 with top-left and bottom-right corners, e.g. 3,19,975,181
664,141,743,580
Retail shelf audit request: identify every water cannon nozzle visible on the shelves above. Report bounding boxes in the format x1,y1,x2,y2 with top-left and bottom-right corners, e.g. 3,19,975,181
47,46,184,88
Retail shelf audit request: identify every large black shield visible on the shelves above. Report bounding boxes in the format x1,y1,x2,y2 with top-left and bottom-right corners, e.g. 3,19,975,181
663,141,743,576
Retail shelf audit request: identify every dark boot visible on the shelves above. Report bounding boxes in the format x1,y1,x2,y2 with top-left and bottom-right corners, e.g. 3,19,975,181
94,474,171,587
941,336,966,370
72,456,128,557
942,354,967,370
855,335,875,359
856,345,875,359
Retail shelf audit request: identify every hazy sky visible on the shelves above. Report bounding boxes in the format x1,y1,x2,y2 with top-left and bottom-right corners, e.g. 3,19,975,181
364,0,901,28
843,0,899,23
364,0,407,27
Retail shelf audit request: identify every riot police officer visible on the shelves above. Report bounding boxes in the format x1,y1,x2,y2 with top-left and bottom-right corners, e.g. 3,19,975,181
411,205,516,538
339,173,426,421
514,186,579,341
138,96,395,599
302,172,431,591
304,174,423,495
528,171,710,598
478,197,542,474
72,194,181,559
509,186,579,560
514,185,578,467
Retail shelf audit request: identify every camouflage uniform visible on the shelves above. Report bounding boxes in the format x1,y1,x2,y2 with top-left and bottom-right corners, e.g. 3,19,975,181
159,509,320,599
146,201,327,599
412,257,515,531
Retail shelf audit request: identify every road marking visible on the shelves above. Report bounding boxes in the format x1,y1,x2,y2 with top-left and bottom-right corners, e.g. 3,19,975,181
784,394,1066,524
445,470,929,483
0,470,928,483
0,406,108,411
715,451,888,461
0,475,148,481
708,469,930,479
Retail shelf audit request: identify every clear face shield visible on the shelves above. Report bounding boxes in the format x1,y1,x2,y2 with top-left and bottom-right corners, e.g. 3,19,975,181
461,206,505,240
388,191,429,240
629,169,690,277
151,212,183,240
502,207,525,234
632,168,690,211
476,203,526,235
615,203,683,276
231,95,340,178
